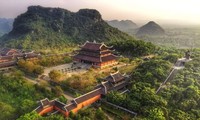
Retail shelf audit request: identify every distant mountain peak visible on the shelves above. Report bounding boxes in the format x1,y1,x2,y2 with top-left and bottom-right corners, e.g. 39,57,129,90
148,21,156,24
106,19,137,31
136,21,165,36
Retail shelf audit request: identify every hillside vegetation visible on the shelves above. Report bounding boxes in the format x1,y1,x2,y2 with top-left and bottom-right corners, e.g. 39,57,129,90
0,6,134,50
0,70,55,120
136,27,200,49
136,21,165,36
106,49,200,119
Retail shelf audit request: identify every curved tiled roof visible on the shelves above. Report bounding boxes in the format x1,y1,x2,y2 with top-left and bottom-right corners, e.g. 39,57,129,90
0,48,21,56
74,88,102,104
101,55,116,62
105,71,126,83
81,41,112,51
0,61,16,68
35,72,129,116
54,100,67,111
82,42,102,51
74,54,101,62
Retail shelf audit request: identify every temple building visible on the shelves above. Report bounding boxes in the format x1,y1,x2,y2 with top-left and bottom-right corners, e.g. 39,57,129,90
34,71,129,117
0,48,40,68
73,41,117,68
0,48,21,56
104,71,127,84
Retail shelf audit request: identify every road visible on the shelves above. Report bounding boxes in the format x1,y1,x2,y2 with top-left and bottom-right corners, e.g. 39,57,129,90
23,76,38,84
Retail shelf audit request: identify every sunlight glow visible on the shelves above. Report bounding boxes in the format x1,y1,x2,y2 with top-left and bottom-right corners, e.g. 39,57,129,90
0,0,200,25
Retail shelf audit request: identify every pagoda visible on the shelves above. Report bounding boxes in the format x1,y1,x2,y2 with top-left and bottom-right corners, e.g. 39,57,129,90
73,41,117,68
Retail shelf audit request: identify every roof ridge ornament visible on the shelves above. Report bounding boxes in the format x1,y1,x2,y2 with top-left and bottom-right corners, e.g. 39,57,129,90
82,41,89,47
110,70,119,76
73,99,78,106
40,98,49,106
110,71,121,83
101,82,107,94
123,73,126,76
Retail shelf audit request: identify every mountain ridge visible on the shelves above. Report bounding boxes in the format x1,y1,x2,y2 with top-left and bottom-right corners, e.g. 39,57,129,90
107,20,137,31
0,6,133,49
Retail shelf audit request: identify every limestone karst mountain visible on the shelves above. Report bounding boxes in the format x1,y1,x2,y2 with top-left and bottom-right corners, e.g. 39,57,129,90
136,21,165,36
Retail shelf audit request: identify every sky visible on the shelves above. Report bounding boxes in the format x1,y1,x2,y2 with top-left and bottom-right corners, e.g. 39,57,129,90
0,0,200,26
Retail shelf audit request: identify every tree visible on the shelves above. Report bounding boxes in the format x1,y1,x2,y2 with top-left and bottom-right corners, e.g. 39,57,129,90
0,73,56,119
44,114,65,120
24,61,35,73
0,102,15,120
52,86,63,96
69,111,75,119
49,70,62,82
163,53,180,63
147,108,165,120
170,109,191,120
58,95,68,103
18,59,44,75
33,65,44,75
17,111,41,120
11,70,24,78
65,72,96,91
20,99,35,115
95,108,107,120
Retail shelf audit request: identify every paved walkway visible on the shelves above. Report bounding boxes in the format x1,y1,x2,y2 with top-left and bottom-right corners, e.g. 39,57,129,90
43,63,90,76
101,99,137,116
156,57,192,94
63,91,74,102
23,76,38,84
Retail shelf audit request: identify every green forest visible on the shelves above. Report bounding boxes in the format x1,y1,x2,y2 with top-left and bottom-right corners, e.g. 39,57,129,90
105,49,200,120
2,46,200,120
0,6,133,51
0,70,55,120
0,5,200,120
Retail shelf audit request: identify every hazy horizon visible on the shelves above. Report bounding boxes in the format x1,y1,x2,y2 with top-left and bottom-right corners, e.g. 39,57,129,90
0,0,200,26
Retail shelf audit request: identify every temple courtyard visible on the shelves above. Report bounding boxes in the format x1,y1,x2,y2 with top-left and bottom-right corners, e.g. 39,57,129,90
43,62,91,77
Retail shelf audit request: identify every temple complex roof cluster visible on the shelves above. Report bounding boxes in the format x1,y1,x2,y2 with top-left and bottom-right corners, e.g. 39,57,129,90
0,48,40,68
35,71,129,116
73,41,117,68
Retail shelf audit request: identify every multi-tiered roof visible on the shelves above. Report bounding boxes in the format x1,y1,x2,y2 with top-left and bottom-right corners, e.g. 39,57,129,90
73,41,116,67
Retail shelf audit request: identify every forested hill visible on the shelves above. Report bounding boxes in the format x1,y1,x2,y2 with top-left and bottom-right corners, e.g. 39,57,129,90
136,21,165,36
0,6,135,50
